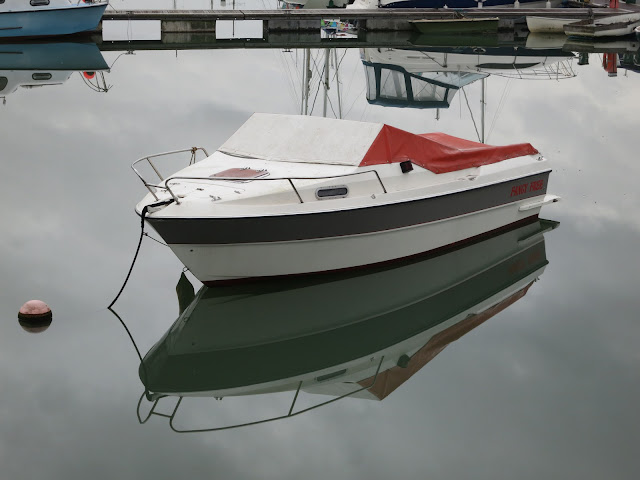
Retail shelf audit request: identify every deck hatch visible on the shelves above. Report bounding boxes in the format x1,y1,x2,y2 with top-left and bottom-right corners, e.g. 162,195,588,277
210,168,269,183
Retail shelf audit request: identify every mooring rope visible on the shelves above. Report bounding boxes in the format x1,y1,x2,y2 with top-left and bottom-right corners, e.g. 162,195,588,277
107,199,174,309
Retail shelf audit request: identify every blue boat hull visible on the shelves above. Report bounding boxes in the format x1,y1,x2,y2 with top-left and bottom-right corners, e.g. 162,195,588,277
0,4,107,38
0,42,108,70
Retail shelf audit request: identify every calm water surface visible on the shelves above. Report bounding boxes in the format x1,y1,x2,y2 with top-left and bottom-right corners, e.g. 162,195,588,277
1,1,639,478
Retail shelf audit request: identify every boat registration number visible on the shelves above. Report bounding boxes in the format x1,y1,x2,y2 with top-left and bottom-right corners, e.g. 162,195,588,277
510,179,544,197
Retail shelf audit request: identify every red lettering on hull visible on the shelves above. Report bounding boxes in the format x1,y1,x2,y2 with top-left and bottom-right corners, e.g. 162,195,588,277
529,180,544,192
510,179,544,198
510,184,528,197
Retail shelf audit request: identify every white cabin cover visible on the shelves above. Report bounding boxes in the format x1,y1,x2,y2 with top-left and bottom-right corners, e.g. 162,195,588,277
218,113,384,166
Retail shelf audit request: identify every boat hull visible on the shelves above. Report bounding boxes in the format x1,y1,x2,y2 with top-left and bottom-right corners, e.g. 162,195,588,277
526,16,577,34
0,42,108,70
382,0,553,7
563,13,640,38
0,3,107,38
146,172,554,284
411,18,499,35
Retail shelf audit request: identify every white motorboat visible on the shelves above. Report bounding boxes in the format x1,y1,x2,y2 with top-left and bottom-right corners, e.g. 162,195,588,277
361,46,575,109
133,113,559,285
138,218,556,407
0,0,108,38
564,12,640,38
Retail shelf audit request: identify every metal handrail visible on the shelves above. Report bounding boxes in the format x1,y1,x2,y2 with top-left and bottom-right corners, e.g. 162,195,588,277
137,356,385,433
156,169,388,205
133,147,389,205
131,147,210,202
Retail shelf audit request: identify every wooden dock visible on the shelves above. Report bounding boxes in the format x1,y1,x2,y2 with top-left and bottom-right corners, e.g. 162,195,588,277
99,7,628,35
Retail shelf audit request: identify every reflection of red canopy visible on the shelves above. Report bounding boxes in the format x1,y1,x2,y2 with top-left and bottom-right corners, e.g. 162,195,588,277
359,283,534,400
361,125,539,174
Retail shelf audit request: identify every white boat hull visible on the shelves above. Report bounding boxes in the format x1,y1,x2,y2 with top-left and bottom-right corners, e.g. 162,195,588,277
169,194,554,284
564,13,640,38
136,114,559,286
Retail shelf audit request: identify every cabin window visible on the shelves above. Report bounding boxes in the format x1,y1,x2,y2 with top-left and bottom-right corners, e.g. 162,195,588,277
316,186,348,200
0,77,7,93
32,73,52,81
315,369,347,382
30,0,50,5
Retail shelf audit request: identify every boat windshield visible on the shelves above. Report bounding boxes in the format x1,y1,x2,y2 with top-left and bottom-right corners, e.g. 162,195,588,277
364,62,486,108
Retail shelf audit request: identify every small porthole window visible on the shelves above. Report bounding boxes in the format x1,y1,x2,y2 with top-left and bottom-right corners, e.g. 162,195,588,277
0,77,7,92
316,185,348,200
30,0,50,6
32,73,52,81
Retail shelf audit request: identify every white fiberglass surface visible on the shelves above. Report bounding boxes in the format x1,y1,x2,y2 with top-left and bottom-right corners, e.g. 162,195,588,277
218,113,384,166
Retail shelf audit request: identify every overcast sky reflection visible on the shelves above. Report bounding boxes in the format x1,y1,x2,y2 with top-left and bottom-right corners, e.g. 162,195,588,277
1,1,639,478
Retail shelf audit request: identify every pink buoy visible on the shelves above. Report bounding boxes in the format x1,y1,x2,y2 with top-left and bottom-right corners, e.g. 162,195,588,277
18,300,52,333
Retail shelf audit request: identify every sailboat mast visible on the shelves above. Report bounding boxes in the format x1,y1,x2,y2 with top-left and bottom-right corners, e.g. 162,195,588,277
334,48,343,119
323,48,330,117
481,76,486,143
303,48,311,115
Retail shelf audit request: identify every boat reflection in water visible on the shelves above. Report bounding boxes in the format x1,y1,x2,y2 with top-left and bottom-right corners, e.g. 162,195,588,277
138,218,558,432
361,45,575,109
0,42,109,103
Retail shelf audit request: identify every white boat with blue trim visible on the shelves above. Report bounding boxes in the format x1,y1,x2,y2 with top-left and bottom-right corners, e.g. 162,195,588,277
133,113,560,285
0,0,108,38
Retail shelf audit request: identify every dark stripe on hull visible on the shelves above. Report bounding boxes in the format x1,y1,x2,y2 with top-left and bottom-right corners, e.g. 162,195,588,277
148,172,549,245
201,215,540,287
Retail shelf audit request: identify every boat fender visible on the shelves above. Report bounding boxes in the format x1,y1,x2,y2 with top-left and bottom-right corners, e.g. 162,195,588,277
397,354,411,368
400,160,413,174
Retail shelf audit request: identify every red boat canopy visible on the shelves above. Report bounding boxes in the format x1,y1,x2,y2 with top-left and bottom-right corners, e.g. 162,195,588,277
360,124,539,173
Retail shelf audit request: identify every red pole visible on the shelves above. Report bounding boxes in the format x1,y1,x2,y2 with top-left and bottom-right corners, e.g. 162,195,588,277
602,53,618,77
